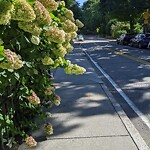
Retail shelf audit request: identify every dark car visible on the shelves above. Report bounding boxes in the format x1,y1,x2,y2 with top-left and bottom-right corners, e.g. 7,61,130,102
130,33,150,48
117,34,135,45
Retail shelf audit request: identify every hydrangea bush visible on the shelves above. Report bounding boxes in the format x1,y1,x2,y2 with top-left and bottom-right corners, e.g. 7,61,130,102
0,0,85,148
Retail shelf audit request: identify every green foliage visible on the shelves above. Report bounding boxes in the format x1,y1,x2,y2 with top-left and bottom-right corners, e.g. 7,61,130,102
82,0,101,34
133,23,143,33
0,0,85,148
111,22,129,38
106,19,118,36
81,0,150,36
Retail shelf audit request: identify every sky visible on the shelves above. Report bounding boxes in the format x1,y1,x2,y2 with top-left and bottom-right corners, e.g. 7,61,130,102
77,0,87,6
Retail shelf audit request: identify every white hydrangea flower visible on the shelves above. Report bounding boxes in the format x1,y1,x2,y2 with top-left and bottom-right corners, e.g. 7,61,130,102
46,26,65,43
26,91,40,105
31,35,40,45
42,56,54,65
0,49,24,70
76,19,84,28
64,60,86,75
25,136,37,147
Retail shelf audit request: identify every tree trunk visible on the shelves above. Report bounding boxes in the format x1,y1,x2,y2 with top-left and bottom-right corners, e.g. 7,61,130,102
130,19,134,33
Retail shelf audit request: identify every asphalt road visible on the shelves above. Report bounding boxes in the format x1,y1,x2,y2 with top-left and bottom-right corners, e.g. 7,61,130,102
76,36,150,147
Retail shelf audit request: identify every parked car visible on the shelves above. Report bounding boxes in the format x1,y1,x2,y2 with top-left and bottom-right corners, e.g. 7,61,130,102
130,33,150,48
78,35,84,41
117,34,135,45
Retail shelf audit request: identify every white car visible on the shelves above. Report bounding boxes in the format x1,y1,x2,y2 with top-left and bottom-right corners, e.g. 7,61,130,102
78,35,84,41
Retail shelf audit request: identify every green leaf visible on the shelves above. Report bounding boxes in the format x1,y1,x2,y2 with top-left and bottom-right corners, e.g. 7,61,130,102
26,0,36,6
0,113,4,121
24,35,30,43
25,62,32,68
50,13,55,19
21,77,26,85
0,46,5,58
16,40,21,51
0,57,5,61
0,46,4,51
14,72,20,80
30,89,33,94
50,13,60,23
0,71,7,77
7,69,14,73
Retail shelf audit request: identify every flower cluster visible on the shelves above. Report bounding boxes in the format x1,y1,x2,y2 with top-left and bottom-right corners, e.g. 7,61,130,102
64,60,86,75
11,0,36,22
45,86,54,95
64,9,74,21
0,1,14,25
54,57,64,67
70,32,77,39
62,20,78,33
65,33,72,42
58,1,65,7
34,1,52,26
53,95,61,106
26,91,41,105
42,56,54,65
18,21,42,36
63,42,73,53
76,19,84,28
44,123,53,135
38,0,58,12
25,136,37,147
46,26,66,43
53,44,67,57
0,49,24,70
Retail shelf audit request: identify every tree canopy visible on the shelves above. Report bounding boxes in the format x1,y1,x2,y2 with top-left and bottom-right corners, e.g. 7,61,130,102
80,0,150,36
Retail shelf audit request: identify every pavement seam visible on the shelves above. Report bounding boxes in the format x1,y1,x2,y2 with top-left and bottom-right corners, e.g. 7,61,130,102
47,135,130,141
81,47,150,150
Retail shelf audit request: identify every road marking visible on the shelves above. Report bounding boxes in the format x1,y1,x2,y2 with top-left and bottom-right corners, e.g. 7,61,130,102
106,48,150,66
92,42,150,66
82,49,150,129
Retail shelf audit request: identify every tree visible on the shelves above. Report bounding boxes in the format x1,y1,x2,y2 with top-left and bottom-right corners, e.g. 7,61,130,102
108,0,150,33
82,0,101,34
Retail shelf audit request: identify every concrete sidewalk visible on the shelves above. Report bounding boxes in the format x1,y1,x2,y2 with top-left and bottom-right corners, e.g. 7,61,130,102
19,46,140,150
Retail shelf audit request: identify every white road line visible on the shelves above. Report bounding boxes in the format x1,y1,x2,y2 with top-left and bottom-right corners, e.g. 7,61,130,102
82,49,150,130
